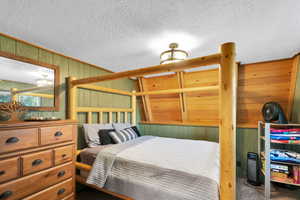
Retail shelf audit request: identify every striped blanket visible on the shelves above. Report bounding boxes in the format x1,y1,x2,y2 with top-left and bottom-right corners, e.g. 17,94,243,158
87,136,219,200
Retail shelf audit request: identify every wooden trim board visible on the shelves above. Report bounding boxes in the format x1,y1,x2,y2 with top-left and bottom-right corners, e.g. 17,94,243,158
71,53,221,85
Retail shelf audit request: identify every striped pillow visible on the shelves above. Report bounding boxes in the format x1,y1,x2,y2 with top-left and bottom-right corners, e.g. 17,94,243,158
109,128,138,144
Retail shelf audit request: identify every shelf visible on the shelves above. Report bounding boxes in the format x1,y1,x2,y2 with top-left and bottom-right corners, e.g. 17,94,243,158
271,179,300,187
260,169,300,187
259,122,300,128
260,136,300,145
260,152,300,166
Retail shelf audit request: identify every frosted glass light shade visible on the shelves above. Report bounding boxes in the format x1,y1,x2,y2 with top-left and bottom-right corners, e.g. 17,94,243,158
160,43,188,64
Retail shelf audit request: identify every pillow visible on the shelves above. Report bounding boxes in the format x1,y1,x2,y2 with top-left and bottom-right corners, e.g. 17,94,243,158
109,127,138,144
83,124,113,147
131,126,141,137
112,123,132,132
98,129,115,145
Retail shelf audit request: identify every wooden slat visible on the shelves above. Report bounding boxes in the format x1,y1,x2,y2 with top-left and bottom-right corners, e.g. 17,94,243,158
132,91,136,125
98,112,103,123
287,55,299,119
124,112,128,123
139,120,219,127
135,86,219,96
71,53,222,85
75,162,91,172
177,72,188,121
117,112,121,123
77,84,133,96
138,78,152,121
219,42,237,200
87,112,92,124
109,112,113,123
77,107,133,112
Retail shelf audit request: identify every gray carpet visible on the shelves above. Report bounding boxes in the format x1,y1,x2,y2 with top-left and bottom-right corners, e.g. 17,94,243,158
77,178,300,200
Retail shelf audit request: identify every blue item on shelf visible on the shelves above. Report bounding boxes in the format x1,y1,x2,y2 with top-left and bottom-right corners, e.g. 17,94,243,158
270,149,300,164
270,135,300,140
271,131,300,135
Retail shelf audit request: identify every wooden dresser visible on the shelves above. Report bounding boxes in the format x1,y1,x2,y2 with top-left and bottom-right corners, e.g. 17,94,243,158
0,120,77,200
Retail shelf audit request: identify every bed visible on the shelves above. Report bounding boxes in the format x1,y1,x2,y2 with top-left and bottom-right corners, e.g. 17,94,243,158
68,42,237,200
78,134,219,200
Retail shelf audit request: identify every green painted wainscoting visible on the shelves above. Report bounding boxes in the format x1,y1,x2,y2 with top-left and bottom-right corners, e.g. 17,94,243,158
0,34,137,149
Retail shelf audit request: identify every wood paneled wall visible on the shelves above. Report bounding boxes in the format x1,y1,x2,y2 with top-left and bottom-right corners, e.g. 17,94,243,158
238,59,295,127
139,57,298,128
0,33,136,148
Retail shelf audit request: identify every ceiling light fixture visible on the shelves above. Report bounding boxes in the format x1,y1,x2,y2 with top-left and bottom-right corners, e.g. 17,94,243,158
160,43,188,64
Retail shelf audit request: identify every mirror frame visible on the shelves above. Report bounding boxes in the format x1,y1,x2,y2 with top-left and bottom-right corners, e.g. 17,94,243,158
0,51,60,111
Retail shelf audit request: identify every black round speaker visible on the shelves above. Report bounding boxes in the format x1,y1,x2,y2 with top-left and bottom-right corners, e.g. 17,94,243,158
262,102,287,124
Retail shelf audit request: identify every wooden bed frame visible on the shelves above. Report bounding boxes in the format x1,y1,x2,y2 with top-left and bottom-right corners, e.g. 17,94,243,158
67,42,237,200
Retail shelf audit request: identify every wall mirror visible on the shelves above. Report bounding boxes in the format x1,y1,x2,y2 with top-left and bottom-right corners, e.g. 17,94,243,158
0,52,60,111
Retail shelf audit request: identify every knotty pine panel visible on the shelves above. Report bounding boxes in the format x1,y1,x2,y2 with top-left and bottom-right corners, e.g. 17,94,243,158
183,69,219,122
237,59,293,127
144,74,181,121
142,58,295,128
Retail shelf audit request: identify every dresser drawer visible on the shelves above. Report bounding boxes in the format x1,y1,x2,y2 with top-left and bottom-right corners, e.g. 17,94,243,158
62,194,74,200
0,157,19,183
40,125,73,145
21,150,53,175
23,178,73,200
0,128,38,154
0,162,73,200
54,145,73,165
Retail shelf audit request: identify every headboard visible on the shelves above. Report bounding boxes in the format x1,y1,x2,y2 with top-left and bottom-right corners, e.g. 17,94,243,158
74,84,136,125
67,83,136,148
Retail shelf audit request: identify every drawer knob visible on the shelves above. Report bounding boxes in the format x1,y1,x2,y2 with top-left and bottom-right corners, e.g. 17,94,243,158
57,188,65,195
32,159,43,166
57,170,65,177
62,154,67,158
0,191,12,199
54,131,63,137
5,137,19,144
0,171,5,176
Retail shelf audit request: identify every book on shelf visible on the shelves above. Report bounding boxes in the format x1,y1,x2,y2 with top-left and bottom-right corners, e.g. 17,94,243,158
262,160,300,184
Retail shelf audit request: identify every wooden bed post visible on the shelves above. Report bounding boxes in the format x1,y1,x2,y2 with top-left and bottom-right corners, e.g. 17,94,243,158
67,76,77,120
219,42,237,200
132,90,136,125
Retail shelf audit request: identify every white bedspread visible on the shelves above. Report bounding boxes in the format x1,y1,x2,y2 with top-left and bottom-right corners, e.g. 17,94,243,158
87,136,220,200
118,137,220,184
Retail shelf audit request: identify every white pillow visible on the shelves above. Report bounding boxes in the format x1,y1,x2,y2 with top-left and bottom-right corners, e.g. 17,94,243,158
112,123,132,132
83,123,113,147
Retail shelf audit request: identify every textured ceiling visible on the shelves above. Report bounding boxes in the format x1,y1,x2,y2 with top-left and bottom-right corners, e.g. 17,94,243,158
1,0,300,72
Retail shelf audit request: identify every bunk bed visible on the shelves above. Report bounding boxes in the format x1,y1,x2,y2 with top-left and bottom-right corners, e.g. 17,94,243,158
67,42,237,200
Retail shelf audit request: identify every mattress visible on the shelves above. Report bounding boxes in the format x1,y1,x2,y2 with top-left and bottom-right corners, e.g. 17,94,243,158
79,145,113,166
82,136,220,200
